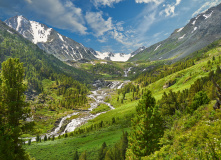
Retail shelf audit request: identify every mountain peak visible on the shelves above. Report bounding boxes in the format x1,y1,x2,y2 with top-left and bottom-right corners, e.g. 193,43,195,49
5,15,97,62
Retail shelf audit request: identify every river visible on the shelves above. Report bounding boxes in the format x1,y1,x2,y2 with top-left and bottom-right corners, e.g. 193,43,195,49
26,80,127,142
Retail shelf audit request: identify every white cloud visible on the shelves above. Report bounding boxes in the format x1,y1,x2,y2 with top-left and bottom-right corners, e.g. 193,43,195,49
175,0,182,5
26,0,87,34
160,0,182,17
24,0,32,3
111,30,132,46
192,0,221,17
136,4,158,35
85,11,113,36
91,0,124,7
135,0,164,5
163,4,175,17
98,36,108,43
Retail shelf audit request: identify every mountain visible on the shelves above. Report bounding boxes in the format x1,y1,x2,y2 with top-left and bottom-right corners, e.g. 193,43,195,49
5,15,97,62
0,18,94,84
130,46,146,57
94,51,131,62
129,3,221,62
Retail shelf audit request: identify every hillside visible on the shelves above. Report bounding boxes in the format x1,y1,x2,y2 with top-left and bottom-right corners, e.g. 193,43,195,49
0,19,97,136
23,37,221,159
129,3,221,62
1,2,221,160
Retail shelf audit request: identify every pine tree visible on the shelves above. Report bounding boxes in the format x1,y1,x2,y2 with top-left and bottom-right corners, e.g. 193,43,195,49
120,131,128,160
127,90,164,158
98,142,107,160
52,135,55,141
0,58,33,159
73,150,79,160
79,151,87,160
28,139,31,145
36,135,40,142
44,135,47,141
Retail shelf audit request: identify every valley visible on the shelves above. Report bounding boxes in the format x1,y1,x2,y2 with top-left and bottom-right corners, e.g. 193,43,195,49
1,2,221,160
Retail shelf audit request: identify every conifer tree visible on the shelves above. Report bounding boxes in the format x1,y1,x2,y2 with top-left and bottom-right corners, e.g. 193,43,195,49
79,151,87,160
120,131,128,160
28,139,31,145
73,150,79,160
52,135,55,141
0,58,33,159
98,142,107,160
127,90,164,158
44,135,47,141
36,135,40,142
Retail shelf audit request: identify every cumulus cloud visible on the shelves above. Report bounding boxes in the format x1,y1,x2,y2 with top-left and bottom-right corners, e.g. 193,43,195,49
85,11,135,47
192,0,221,17
175,0,182,6
91,0,124,7
85,11,113,36
160,0,182,17
25,0,87,34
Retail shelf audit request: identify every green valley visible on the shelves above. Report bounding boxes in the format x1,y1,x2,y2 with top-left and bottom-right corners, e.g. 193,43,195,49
1,2,221,160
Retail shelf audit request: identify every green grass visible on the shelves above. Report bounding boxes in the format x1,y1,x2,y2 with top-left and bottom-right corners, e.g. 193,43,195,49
90,104,110,114
24,127,130,160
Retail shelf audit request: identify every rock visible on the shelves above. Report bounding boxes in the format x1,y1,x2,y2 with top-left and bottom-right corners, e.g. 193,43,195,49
163,79,176,89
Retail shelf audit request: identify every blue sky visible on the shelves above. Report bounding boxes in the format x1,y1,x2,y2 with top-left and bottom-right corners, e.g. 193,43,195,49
0,0,221,54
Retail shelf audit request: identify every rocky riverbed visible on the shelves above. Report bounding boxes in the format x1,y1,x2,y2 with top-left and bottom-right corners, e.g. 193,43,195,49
26,80,128,142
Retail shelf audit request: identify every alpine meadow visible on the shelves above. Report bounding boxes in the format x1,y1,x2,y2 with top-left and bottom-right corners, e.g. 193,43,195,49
1,0,221,160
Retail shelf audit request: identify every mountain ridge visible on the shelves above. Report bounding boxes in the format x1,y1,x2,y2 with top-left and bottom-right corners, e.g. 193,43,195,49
5,15,97,62
129,3,221,62
5,15,136,62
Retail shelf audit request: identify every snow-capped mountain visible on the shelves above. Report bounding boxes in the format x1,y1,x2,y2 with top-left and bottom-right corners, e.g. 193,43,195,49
129,3,221,62
5,15,97,61
94,51,131,62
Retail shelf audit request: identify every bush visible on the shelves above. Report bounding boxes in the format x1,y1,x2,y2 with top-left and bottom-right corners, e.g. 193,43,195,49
188,91,210,113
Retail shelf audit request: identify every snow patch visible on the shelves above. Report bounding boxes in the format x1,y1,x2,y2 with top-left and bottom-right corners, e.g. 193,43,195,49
7,30,13,34
203,11,213,19
178,34,186,40
177,27,184,32
110,53,131,62
192,20,196,25
154,44,161,51
191,27,197,33
30,21,52,44
16,15,23,31
58,33,64,42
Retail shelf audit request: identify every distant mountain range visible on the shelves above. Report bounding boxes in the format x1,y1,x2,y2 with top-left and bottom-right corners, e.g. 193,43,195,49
5,3,221,63
4,16,135,62
129,3,221,62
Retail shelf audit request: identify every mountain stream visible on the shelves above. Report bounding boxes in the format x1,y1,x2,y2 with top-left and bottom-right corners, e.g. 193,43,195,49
26,80,127,142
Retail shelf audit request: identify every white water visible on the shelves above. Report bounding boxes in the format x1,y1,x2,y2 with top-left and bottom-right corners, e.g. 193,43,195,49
26,81,127,142
124,67,132,77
